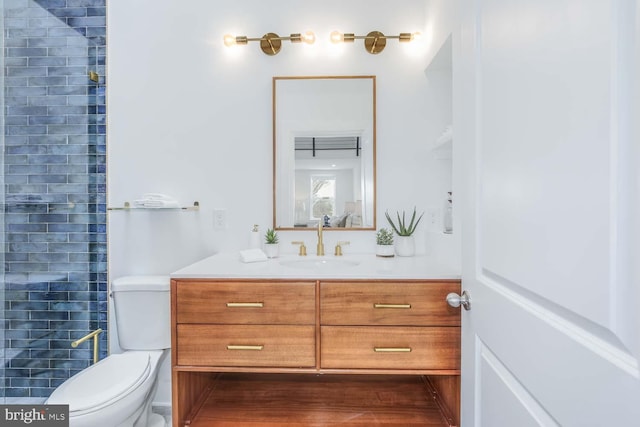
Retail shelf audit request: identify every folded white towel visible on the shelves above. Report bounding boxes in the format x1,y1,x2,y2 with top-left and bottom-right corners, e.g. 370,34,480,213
141,193,175,201
133,199,180,208
239,249,268,263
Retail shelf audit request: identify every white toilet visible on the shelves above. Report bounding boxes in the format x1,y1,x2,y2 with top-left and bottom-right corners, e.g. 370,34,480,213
46,276,171,427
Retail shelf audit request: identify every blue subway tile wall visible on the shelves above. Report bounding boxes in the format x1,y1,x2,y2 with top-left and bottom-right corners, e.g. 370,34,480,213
3,0,106,399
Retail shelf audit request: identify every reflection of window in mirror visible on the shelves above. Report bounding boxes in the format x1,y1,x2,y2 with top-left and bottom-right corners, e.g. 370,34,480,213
295,135,362,228
311,175,336,220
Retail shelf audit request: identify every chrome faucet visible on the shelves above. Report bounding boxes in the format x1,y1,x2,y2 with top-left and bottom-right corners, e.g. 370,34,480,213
316,220,325,256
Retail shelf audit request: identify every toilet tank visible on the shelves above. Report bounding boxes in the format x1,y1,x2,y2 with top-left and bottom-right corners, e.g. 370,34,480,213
111,276,171,350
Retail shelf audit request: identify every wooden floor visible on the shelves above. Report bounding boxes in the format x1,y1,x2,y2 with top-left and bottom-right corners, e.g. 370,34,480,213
187,373,452,427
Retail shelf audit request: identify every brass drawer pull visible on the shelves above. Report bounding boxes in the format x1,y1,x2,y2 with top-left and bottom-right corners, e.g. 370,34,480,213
226,302,264,308
226,345,264,351
374,347,412,353
373,303,411,309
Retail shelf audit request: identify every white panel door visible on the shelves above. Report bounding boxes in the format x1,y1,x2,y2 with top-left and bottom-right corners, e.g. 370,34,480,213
454,0,640,425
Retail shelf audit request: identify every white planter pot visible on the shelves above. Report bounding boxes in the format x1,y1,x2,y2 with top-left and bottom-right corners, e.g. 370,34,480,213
394,235,415,257
376,244,395,257
264,243,279,258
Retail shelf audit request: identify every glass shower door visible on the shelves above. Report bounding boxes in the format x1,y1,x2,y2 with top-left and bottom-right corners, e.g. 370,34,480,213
1,0,107,402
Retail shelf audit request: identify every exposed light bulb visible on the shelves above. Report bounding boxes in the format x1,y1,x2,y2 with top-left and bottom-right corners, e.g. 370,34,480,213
223,34,236,47
302,31,316,44
330,30,344,44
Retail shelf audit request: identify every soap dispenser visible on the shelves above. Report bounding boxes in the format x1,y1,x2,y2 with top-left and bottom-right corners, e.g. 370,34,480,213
249,224,261,249
443,192,453,234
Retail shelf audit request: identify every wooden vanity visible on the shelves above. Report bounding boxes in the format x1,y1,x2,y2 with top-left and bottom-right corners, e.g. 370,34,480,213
171,266,461,426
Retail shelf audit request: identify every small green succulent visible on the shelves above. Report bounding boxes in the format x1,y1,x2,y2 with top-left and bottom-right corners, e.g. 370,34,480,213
264,228,279,244
376,228,394,245
385,207,424,236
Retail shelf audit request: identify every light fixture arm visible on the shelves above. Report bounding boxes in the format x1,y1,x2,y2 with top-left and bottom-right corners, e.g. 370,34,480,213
330,30,420,54
223,31,315,55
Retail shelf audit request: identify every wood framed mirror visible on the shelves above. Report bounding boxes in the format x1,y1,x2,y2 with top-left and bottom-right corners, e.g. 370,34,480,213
273,76,376,230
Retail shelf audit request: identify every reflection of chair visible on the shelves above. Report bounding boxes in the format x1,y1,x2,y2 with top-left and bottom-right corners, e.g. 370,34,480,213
330,212,349,227
347,200,362,227
294,200,306,227
341,201,363,227
344,201,356,214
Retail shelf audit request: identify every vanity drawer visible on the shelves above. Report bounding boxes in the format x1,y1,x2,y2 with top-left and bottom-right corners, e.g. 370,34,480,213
320,326,460,371
320,281,460,326
175,281,315,325
177,324,316,367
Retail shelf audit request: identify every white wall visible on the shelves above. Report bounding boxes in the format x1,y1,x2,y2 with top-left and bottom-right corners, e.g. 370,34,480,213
107,0,458,406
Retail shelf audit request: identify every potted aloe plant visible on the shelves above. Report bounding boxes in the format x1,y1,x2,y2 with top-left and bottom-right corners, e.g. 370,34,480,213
385,207,424,257
263,228,280,258
376,228,395,257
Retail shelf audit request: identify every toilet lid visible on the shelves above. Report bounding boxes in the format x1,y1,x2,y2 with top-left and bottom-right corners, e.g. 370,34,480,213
48,352,151,412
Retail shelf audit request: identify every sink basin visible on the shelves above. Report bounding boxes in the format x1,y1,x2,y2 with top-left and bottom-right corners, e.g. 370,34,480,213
279,258,360,270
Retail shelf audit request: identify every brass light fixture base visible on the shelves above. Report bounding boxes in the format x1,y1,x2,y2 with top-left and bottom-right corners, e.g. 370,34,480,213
364,31,386,54
224,30,315,55
260,33,282,56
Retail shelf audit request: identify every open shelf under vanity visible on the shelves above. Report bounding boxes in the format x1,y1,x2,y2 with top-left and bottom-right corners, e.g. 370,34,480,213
177,372,458,427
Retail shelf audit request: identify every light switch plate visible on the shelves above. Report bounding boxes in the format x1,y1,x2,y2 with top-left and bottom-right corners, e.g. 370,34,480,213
213,208,227,230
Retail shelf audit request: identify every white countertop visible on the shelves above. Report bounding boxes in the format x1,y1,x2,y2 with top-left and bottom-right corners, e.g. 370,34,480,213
171,252,461,280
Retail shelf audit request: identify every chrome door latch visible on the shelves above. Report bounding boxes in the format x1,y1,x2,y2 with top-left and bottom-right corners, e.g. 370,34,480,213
446,291,471,310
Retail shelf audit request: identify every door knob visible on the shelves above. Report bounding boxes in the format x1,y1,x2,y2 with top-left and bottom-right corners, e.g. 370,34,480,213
446,291,471,310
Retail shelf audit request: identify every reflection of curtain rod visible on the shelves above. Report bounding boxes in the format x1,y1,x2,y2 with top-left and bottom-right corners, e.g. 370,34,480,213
295,136,361,157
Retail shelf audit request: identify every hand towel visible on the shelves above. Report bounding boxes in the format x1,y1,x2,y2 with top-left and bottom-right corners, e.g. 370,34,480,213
133,199,180,208
239,249,268,263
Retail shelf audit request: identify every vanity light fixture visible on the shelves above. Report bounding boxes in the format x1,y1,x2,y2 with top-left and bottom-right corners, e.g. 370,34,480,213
330,30,420,54
223,31,315,55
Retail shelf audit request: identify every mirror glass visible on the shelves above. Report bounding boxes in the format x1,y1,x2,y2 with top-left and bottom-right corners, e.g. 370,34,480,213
273,76,376,230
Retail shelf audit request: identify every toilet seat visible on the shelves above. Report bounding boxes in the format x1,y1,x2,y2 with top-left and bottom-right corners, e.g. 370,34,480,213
47,352,152,415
